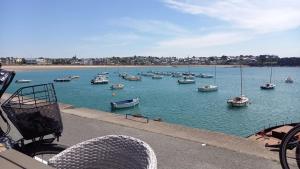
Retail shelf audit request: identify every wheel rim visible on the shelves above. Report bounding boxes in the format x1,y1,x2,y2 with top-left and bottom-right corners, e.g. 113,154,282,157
280,127,300,169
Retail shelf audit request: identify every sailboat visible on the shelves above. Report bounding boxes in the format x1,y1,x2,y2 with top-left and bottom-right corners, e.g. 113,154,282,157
198,65,218,92
260,66,275,90
227,64,249,107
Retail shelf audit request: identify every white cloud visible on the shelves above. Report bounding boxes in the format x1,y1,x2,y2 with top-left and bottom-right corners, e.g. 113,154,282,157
164,0,300,33
111,17,187,35
158,31,252,48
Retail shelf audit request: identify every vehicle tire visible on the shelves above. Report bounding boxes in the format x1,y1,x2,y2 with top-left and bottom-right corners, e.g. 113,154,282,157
279,125,300,169
19,143,67,163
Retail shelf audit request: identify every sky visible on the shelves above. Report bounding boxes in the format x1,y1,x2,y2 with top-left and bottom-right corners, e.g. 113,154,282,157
1,0,300,58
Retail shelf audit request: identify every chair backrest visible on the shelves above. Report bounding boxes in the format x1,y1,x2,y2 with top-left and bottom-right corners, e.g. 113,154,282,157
48,135,157,169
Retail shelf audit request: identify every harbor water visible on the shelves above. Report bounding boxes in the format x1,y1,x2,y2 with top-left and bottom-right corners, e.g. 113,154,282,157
8,66,300,137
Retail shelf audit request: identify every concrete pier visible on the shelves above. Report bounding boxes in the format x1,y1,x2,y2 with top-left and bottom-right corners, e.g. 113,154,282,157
58,106,281,169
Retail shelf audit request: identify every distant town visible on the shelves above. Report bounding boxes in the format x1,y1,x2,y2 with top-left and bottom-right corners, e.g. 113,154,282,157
1,55,300,66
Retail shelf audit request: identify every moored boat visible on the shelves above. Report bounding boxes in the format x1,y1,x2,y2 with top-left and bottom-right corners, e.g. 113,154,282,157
285,76,293,83
261,66,275,90
199,73,214,78
140,72,154,77
111,98,139,109
198,85,218,92
98,72,109,75
152,75,163,79
183,75,194,80
70,75,80,79
227,63,249,107
54,77,71,82
91,76,109,84
15,79,32,83
227,95,249,107
260,83,276,89
178,79,195,84
124,75,141,81
110,83,124,89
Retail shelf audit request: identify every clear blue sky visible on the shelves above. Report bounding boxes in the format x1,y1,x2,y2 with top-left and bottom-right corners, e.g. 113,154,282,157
1,0,300,58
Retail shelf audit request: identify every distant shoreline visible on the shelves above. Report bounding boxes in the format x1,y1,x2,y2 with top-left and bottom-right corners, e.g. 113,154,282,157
2,64,240,72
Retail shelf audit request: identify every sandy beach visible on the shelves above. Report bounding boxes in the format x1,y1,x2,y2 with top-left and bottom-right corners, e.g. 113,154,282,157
2,64,238,72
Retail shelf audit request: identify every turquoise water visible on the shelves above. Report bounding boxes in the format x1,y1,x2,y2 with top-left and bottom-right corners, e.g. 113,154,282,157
7,66,300,137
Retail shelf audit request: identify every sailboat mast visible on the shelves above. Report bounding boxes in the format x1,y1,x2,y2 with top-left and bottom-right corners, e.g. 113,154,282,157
214,65,216,84
240,63,243,96
270,66,273,83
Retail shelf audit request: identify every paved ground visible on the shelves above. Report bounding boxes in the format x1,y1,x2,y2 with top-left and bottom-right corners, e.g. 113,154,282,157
59,113,281,169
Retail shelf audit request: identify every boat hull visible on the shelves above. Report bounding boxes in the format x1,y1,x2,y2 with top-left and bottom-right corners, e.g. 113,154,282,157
54,79,71,82
198,85,218,92
15,80,31,83
227,96,249,107
110,84,124,89
111,98,139,109
178,79,195,84
91,81,108,84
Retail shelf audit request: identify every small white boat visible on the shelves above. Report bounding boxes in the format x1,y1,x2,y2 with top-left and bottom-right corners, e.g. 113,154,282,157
198,85,218,92
110,83,124,90
141,72,154,77
260,83,276,89
183,75,195,80
98,72,109,75
15,79,32,83
70,75,80,79
172,73,183,78
285,77,293,83
152,75,163,79
178,79,195,84
111,98,139,109
91,76,109,84
199,73,214,78
54,77,71,82
124,75,141,81
227,95,249,107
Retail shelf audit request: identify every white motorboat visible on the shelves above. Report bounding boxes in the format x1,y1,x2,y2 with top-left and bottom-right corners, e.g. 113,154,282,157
183,75,195,80
140,72,154,77
54,77,71,82
98,72,109,75
124,75,141,81
15,79,32,83
178,79,195,84
110,83,124,90
198,85,218,92
111,98,139,109
70,75,80,79
152,75,163,79
91,76,109,84
199,73,214,78
285,77,293,83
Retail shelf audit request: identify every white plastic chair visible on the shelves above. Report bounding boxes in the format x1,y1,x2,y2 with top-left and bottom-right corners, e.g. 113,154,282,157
48,135,157,169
